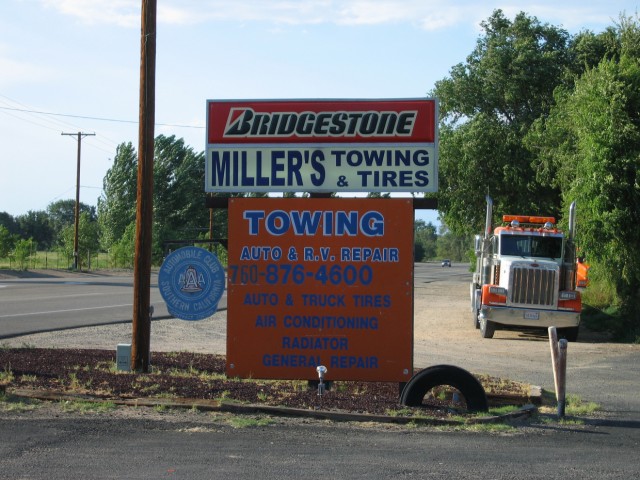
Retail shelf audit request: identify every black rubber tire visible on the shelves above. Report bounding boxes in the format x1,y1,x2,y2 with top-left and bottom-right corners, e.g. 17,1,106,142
558,326,579,342
400,365,489,412
480,316,495,338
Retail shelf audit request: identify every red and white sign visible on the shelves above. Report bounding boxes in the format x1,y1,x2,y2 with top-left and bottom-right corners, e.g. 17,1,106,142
205,98,438,193
208,99,436,144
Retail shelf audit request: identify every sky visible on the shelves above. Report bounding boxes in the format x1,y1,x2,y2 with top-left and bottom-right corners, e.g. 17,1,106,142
0,0,637,228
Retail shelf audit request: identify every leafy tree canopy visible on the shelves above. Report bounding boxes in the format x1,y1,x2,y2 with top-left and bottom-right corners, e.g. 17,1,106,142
98,142,138,250
47,199,96,232
15,210,53,249
526,14,640,332
99,135,210,262
433,9,575,235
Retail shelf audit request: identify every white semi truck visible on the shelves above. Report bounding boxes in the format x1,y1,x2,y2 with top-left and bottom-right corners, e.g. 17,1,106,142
471,196,588,341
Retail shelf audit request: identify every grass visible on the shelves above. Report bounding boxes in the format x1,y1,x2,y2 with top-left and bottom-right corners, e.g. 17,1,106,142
581,304,640,343
477,375,531,397
487,405,523,416
581,304,621,334
1,366,15,384
0,393,42,412
216,390,231,401
564,393,601,416
165,365,227,382
538,391,601,419
385,407,415,417
0,251,122,271
227,415,274,429
579,269,640,343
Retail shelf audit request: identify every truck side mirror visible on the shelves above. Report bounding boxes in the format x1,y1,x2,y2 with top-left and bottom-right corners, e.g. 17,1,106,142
474,235,482,256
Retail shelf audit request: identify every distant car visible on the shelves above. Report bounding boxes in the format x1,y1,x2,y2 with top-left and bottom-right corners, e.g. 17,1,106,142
441,259,451,267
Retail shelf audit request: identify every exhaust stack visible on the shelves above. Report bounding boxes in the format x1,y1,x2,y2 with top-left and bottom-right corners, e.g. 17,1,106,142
484,196,493,239
564,201,577,290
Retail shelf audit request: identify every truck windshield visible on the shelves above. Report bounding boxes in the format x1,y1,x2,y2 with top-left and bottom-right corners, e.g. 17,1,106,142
499,234,563,259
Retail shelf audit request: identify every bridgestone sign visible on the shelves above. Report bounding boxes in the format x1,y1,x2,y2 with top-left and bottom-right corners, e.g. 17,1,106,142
205,98,438,193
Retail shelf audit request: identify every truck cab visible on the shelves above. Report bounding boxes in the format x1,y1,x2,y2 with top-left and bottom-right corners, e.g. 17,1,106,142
471,197,586,341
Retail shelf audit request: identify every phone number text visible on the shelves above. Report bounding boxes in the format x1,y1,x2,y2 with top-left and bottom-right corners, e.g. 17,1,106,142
228,264,373,286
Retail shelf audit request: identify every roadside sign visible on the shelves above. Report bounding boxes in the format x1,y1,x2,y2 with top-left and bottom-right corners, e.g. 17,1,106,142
158,246,225,321
206,98,438,193
226,197,414,382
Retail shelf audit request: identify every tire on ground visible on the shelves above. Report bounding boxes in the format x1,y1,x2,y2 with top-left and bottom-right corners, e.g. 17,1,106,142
400,364,489,412
480,316,495,338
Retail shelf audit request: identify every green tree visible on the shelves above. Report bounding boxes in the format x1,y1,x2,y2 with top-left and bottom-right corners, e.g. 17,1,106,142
11,238,35,270
47,199,96,245
0,225,15,259
109,221,136,268
99,136,212,263
0,212,19,235
528,16,640,338
432,10,574,235
436,226,472,263
414,220,437,261
59,211,99,270
98,142,138,250
152,135,209,260
527,15,640,338
15,210,54,249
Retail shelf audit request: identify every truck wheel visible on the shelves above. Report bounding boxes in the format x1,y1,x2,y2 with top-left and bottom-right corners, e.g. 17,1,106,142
558,326,579,342
473,308,480,329
480,316,495,338
400,365,488,412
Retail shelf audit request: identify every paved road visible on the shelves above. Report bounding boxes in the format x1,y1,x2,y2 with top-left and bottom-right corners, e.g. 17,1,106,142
414,261,469,284
0,273,227,339
1,406,639,479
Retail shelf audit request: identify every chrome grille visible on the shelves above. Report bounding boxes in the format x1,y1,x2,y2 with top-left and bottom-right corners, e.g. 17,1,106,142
509,265,557,307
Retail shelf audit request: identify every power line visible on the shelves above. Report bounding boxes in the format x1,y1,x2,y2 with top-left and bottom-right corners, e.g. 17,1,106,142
0,105,204,129
0,96,122,153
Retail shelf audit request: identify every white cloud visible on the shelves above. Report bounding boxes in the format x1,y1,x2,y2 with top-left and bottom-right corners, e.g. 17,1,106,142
38,0,626,32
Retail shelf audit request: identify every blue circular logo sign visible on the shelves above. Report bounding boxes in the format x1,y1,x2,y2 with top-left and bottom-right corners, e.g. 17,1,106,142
158,246,225,321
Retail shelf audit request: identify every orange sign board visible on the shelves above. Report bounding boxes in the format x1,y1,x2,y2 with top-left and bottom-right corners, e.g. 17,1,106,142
226,198,414,382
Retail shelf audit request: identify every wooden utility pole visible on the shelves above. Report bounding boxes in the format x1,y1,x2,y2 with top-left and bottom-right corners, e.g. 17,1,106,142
131,0,156,373
61,131,95,270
